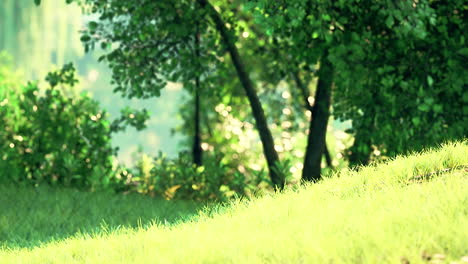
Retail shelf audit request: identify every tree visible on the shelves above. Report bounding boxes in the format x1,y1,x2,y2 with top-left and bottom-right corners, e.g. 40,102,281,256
42,0,285,189
250,0,467,171
247,1,337,181
192,25,203,167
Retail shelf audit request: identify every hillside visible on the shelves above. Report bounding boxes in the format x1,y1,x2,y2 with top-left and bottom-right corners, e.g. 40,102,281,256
1,141,467,264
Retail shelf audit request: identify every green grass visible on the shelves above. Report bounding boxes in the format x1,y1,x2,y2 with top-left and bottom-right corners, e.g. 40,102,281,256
0,185,207,249
1,141,467,263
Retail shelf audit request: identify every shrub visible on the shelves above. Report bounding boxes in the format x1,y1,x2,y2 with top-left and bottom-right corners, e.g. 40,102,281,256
0,63,119,189
119,151,271,201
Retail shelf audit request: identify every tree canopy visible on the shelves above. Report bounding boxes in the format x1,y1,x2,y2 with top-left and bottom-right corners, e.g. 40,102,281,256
30,0,467,191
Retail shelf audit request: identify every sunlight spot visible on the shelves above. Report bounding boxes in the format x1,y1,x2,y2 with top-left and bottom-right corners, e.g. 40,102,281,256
295,162,304,170
237,165,246,173
294,150,304,158
215,104,224,113
232,127,242,135
281,132,291,139
282,108,292,115
334,130,348,140
166,82,182,91
0,98,8,106
87,69,100,82
289,166,297,173
9,143,15,148
281,121,292,129
242,31,250,38
201,143,210,151
274,145,284,152
282,91,291,99
284,141,293,151
251,164,262,171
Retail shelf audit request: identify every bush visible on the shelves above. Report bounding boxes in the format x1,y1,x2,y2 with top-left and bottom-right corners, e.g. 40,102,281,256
0,63,119,189
118,151,271,201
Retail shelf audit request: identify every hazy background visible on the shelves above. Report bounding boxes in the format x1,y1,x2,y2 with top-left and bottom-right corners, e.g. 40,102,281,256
0,0,185,165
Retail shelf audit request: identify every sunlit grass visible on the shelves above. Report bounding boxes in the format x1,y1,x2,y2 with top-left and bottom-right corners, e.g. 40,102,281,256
0,141,466,263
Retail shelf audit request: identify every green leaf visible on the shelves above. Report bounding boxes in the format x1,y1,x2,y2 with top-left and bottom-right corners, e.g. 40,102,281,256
385,16,394,28
418,104,430,112
321,14,331,21
427,75,434,86
457,47,468,57
80,35,91,42
412,117,421,126
433,104,443,113
88,21,98,30
424,97,434,105
34,0,41,5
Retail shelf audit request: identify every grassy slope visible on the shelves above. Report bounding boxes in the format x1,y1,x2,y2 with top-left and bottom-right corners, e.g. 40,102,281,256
0,185,207,249
0,141,467,263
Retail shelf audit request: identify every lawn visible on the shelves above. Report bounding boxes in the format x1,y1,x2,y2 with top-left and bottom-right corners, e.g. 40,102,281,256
0,141,467,263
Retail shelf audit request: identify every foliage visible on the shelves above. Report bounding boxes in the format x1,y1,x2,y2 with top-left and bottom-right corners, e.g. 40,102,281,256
1,141,466,263
110,106,150,133
28,0,466,184
249,0,467,162
67,0,287,187
79,0,219,99
120,150,271,202
0,63,119,189
173,4,347,182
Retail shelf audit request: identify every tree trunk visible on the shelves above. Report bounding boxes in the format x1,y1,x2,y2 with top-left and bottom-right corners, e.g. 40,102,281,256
192,27,203,166
193,75,203,166
197,0,284,189
302,54,334,182
323,145,332,168
292,71,333,169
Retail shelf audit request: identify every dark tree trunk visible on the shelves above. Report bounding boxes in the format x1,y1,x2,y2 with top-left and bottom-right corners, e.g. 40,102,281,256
192,25,203,166
193,75,203,166
197,0,284,189
292,71,333,169
302,54,334,182
323,145,332,168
